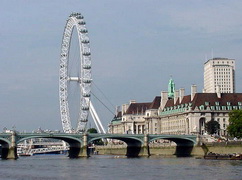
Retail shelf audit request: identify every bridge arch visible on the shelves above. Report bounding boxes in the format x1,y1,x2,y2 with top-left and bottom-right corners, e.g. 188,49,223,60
88,134,144,157
16,134,84,158
0,137,11,145
149,135,196,157
149,137,196,145
88,135,143,144
17,135,83,145
0,138,12,159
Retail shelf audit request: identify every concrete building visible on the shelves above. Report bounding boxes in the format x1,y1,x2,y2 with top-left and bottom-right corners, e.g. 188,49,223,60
204,58,235,93
109,99,156,134
159,85,242,136
109,58,239,136
109,85,242,137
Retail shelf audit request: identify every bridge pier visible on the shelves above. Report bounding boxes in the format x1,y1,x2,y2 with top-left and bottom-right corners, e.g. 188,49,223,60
5,146,18,160
1,132,18,160
68,133,89,158
139,134,150,157
78,133,89,157
125,134,150,157
174,141,194,157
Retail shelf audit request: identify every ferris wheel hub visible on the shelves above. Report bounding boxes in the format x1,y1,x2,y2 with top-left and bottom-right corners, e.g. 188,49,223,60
68,77,80,82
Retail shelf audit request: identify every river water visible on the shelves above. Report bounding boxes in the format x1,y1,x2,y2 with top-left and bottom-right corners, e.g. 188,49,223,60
0,155,241,180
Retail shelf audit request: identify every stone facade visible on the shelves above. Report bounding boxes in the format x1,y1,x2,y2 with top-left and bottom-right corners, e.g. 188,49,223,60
158,85,242,136
108,58,239,136
108,100,150,134
109,86,242,136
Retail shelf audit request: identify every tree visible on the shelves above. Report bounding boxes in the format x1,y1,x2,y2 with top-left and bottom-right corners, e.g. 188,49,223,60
87,128,104,145
87,128,98,133
205,120,220,135
227,110,242,138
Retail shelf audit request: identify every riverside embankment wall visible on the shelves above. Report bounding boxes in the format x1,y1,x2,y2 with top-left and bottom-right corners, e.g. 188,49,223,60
95,142,242,157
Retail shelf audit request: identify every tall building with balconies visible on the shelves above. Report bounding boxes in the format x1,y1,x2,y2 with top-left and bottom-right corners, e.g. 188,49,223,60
204,58,235,93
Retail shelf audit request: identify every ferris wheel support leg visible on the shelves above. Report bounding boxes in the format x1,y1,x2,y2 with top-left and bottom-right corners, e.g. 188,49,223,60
90,101,106,134
90,108,102,133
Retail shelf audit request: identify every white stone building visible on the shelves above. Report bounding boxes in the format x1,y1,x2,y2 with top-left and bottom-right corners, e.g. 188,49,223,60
109,85,242,136
204,58,235,93
109,57,239,136
158,85,242,136
109,99,158,134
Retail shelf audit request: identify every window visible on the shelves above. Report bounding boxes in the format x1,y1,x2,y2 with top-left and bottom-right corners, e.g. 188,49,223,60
200,105,205,110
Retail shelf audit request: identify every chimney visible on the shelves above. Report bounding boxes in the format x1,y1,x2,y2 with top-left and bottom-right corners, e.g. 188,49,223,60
174,90,179,104
122,103,129,115
179,88,185,103
191,85,197,101
115,106,119,116
160,91,168,110
216,85,221,98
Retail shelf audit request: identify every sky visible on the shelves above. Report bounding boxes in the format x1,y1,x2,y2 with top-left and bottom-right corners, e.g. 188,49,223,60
1,0,242,132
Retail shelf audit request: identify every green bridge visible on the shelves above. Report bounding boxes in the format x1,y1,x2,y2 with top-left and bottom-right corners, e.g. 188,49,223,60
0,132,197,159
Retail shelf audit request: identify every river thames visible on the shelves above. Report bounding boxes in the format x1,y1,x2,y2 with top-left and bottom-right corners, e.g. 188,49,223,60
0,155,241,180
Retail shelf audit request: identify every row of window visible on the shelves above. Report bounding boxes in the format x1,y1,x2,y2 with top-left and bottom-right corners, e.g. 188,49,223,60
214,81,231,84
214,68,232,71
216,118,227,123
214,72,231,75
214,77,232,81
212,60,234,64
215,86,231,91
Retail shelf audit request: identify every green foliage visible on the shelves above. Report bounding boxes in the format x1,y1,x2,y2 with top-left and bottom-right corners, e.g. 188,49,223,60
227,110,242,138
93,139,104,145
87,128,98,133
205,120,220,135
87,128,104,145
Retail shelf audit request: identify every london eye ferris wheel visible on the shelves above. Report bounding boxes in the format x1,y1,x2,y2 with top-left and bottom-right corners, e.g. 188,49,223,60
59,13,93,133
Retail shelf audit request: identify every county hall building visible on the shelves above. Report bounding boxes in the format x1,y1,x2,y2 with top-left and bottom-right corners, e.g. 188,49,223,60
108,58,241,136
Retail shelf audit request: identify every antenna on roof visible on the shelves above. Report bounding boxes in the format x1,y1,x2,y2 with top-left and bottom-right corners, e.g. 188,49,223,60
211,48,214,59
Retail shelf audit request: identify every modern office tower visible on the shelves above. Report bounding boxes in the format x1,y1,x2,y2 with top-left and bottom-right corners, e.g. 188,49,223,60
204,58,235,93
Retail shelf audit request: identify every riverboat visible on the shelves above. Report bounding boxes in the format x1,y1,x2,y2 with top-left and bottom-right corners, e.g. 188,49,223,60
204,152,242,160
18,153,32,157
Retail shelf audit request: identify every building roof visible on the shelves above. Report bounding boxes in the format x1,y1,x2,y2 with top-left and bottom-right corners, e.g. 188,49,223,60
116,111,122,118
164,93,242,110
204,57,234,64
124,102,151,115
149,96,161,109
